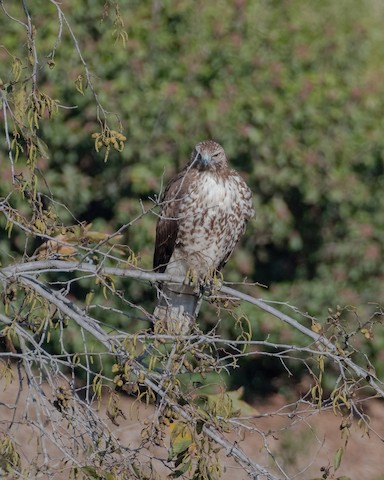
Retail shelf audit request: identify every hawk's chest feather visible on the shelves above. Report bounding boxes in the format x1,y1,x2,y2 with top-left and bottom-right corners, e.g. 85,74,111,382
165,170,252,275
184,173,233,220
176,172,241,247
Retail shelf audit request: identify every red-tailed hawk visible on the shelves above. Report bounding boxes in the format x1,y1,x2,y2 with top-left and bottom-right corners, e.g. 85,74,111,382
153,140,254,333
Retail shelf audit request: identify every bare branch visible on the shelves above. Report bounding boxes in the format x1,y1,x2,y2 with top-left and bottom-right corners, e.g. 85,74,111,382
1,258,382,398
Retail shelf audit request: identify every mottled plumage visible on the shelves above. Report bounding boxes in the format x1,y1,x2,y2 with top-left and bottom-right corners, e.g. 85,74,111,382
153,140,254,333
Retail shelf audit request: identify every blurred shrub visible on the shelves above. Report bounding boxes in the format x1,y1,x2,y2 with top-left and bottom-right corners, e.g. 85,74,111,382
1,0,384,390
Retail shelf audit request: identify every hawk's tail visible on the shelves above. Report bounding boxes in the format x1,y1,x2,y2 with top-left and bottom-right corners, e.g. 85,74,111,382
153,283,202,335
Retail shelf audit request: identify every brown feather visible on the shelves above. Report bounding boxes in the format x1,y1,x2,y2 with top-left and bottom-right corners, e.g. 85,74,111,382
153,168,198,272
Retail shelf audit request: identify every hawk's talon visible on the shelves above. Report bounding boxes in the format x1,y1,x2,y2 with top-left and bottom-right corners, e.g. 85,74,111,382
184,268,199,288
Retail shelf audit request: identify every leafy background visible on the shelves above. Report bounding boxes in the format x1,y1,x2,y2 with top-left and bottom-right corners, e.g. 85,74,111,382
1,0,384,392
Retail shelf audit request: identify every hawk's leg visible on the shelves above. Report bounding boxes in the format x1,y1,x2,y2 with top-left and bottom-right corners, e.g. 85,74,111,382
184,268,199,288
183,268,220,298
201,268,223,297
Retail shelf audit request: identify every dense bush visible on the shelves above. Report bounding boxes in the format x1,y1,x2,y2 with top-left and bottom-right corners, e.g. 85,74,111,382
1,0,384,383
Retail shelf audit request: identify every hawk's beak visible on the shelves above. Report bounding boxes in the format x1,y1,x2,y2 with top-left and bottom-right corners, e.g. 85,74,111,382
200,152,211,166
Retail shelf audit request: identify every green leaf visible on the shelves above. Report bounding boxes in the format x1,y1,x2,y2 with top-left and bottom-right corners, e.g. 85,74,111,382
334,447,344,471
226,387,260,417
169,422,193,459
35,136,50,159
81,466,101,479
170,460,192,478
196,419,204,435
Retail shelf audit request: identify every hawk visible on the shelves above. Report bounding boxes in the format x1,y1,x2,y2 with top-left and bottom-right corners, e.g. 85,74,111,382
153,140,254,333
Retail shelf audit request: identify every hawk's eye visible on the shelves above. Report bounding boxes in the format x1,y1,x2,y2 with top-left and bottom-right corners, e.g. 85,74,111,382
212,152,220,158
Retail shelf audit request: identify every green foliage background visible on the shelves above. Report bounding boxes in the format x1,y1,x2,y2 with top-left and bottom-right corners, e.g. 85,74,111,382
1,0,384,389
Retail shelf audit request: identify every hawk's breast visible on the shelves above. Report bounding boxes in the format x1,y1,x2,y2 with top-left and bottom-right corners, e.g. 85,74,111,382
167,171,252,277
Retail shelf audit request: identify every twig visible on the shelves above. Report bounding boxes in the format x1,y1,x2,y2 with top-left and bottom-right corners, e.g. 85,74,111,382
0,90,15,182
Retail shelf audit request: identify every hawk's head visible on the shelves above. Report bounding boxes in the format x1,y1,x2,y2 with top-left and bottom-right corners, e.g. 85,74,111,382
189,140,228,170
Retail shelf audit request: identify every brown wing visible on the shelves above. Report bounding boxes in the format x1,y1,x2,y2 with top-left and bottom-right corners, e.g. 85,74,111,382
153,168,193,272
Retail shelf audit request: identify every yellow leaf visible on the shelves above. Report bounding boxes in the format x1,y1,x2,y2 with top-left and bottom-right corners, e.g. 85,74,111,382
226,387,260,417
85,290,94,309
169,422,193,459
35,137,50,159
75,74,84,95
318,355,324,373
311,319,322,333
111,364,120,373
11,57,22,81
361,328,372,339
205,387,259,418
12,84,28,125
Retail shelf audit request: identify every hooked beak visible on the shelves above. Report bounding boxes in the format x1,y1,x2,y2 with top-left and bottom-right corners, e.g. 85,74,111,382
196,152,211,167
